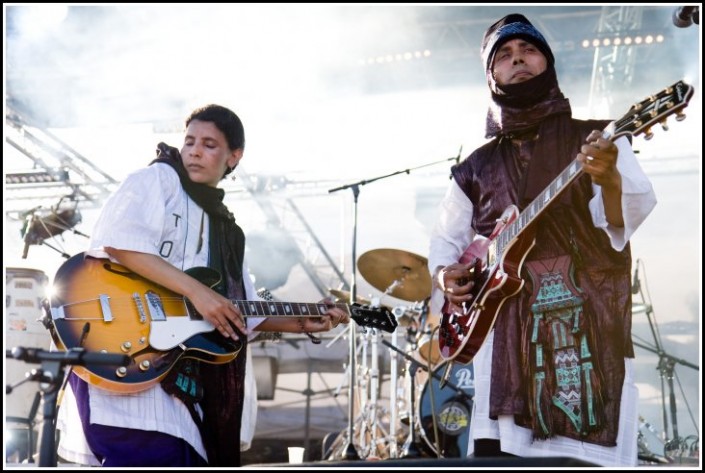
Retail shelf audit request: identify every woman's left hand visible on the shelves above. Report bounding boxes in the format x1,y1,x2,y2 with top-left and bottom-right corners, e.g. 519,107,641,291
301,297,350,332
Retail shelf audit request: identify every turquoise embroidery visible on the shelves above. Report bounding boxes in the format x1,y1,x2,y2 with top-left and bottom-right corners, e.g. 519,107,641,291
529,264,598,437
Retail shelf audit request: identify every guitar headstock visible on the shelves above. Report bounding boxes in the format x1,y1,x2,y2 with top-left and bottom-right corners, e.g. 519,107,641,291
350,303,398,333
612,80,694,141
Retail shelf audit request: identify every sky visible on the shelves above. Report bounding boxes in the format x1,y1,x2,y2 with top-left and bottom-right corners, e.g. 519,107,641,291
4,3,702,458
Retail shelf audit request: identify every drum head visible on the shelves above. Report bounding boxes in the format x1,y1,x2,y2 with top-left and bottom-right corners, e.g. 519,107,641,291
418,361,474,458
417,333,442,366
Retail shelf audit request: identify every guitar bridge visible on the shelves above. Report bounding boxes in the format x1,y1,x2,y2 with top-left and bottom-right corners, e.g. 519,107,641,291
133,293,146,323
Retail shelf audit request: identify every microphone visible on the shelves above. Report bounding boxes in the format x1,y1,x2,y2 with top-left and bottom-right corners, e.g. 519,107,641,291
631,265,640,295
9,346,130,367
673,6,698,28
455,145,463,164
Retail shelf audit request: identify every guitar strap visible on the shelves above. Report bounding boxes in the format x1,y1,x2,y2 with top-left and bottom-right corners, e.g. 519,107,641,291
524,254,603,440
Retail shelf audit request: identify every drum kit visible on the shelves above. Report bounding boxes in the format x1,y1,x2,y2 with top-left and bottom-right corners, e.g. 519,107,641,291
324,248,475,460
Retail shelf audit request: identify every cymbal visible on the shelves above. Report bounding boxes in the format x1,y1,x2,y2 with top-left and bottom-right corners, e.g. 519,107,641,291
357,248,432,302
328,289,371,305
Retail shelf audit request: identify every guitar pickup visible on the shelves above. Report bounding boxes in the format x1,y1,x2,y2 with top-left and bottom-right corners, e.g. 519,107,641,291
145,291,166,321
99,294,113,322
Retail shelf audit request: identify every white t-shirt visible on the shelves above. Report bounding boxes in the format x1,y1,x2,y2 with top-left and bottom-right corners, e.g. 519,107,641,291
57,163,263,464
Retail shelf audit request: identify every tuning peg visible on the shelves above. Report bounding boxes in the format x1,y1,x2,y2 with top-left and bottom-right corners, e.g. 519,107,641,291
660,121,669,131
675,111,687,122
643,128,654,140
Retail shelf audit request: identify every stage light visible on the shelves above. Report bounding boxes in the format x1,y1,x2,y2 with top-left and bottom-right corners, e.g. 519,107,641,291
6,170,70,185
582,33,665,50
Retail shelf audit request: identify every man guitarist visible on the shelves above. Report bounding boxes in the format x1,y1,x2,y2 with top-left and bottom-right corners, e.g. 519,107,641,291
56,104,349,466
427,14,656,466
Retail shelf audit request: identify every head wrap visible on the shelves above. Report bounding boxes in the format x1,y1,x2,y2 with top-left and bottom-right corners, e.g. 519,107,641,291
481,13,554,74
480,14,569,139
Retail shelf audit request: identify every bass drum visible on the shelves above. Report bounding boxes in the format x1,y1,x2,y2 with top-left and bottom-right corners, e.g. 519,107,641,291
418,361,474,458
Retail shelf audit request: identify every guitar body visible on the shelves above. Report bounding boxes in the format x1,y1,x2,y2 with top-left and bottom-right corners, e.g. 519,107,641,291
49,253,242,393
439,206,535,364
48,253,398,393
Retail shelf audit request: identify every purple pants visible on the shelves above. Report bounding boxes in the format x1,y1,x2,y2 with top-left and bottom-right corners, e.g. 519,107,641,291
69,374,208,466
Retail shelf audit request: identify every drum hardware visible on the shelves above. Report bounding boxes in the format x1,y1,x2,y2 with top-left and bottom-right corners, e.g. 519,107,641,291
360,327,384,455
331,324,397,460
323,413,397,461
392,305,420,327
399,359,423,459
379,337,474,458
384,325,474,459
438,355,454,390
416,331,442,366
327,158,457,460
418,361,474,458
328,288,373,306
387,327,400,458
379,338,428,458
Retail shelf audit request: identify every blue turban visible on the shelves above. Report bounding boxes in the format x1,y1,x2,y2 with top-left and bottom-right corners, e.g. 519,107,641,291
481,13,555,72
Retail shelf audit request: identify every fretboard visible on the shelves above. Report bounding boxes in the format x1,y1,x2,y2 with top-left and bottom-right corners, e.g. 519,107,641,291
496,155,589,257
232,300,349,318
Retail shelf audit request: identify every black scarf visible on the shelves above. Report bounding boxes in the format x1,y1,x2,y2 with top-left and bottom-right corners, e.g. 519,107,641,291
152,142,247,467
153,142,245,277
483,67,579,206
485,66,572,139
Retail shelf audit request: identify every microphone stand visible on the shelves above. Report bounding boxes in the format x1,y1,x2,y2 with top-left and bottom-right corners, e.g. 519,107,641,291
6,347,130,467
632,267,699,448
328,153,460,460
632,339,699,446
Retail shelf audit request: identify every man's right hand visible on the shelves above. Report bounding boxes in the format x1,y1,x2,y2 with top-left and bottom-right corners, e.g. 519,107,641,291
436,261,477,304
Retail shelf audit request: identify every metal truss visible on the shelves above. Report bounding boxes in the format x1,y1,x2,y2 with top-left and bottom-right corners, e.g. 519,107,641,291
5,104,119,219
235,169,350,296
588,6,643,116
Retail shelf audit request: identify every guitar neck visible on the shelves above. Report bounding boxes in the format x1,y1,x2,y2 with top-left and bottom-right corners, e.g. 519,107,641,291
498,79,695,253
499,156,585,251
232,300,348,318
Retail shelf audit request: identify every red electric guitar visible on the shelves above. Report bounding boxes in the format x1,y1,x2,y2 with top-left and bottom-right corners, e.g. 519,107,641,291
439,80,694,364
